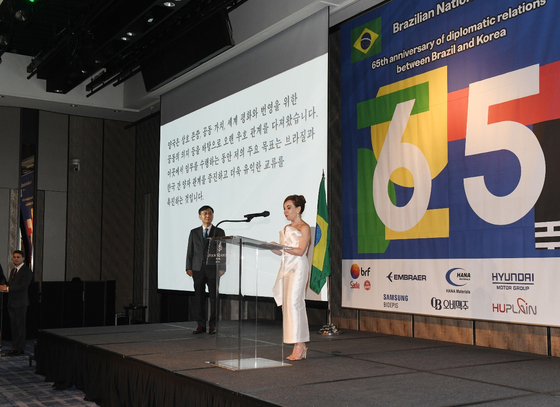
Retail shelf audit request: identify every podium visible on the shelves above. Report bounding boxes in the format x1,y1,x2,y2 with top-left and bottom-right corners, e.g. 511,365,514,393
207,235,291,370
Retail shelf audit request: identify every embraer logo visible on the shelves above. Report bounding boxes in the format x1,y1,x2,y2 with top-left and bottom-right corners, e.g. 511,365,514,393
386,272,427,283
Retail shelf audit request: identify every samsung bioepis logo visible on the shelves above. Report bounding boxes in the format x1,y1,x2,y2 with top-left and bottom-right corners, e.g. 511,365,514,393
445,268,471,294
386,272,426,283
383,293,408,309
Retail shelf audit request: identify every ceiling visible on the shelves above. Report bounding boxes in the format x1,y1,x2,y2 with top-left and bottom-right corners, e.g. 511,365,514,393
0,0,246,95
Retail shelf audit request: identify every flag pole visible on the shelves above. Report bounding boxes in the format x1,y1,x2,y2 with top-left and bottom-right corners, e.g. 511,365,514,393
318,278,341,335
316,170,340,336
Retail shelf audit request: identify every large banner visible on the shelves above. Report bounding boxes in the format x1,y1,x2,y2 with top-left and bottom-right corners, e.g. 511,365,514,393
341,0,560,325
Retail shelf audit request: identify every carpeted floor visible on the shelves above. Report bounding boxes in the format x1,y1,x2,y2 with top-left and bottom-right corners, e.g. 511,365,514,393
0,340,93,406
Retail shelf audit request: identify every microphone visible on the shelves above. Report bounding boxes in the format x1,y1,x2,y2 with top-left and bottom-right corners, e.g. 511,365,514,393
244,211,270,221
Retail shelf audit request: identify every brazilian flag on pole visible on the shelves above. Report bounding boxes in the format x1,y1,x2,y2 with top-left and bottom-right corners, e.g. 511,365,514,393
310,174,331,294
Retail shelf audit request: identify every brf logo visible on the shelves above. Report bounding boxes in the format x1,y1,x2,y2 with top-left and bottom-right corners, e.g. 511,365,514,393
350,264,371,279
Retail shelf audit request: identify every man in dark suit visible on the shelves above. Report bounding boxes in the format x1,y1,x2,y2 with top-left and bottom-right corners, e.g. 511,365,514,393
0,250,33,356
186,205,225,334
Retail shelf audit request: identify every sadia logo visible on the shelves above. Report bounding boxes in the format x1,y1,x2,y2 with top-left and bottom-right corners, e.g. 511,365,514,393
364,280,371,291
351,17,382,63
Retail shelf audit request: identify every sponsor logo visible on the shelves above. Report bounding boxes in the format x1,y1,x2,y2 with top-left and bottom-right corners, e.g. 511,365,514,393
492,298,537,315
350,265,371,280
492,272,534,291
383,293,408,309
350,281,360,289
364,280,371,291
445,268,470,286
431,297,469,311
387,272,426,282
445,268,471,294
383,294,409,302
350,264,360,279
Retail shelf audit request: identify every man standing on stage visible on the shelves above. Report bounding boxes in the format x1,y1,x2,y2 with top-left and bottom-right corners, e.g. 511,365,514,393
186,205,225,334
0,250,33,356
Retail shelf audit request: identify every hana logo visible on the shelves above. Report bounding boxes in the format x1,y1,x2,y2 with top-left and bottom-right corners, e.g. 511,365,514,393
445,267,470,287
351,17,382,63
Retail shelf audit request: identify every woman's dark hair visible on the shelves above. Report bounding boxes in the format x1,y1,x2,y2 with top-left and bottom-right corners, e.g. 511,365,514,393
284,195,306,214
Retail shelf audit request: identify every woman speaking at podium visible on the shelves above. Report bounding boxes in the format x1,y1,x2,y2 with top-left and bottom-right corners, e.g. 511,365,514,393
272,194,311,361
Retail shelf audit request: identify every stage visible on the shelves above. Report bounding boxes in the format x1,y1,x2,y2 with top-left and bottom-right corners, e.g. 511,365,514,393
35,321,560,406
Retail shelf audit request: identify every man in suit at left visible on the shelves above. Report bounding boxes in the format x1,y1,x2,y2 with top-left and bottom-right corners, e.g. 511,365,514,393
0,250,33,356
186,205,225,335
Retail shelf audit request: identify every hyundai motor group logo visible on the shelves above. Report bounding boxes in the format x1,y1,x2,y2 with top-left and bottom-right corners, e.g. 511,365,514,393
492,272,534,291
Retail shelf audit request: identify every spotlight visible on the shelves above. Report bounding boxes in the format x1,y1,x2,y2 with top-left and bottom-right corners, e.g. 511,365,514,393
14,8,30,22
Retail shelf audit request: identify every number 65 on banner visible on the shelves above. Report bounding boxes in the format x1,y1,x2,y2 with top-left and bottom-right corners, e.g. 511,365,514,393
356,65,545,251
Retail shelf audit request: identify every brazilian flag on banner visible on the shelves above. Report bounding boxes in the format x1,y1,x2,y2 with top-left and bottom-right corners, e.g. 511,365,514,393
310,175,331,294
351,17,382,63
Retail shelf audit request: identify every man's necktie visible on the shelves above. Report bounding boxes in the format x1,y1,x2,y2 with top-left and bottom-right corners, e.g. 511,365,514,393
204,228,208,243
10,268,17,280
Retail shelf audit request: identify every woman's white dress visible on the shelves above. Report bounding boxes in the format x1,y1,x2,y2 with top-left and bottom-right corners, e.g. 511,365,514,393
272,225,310,344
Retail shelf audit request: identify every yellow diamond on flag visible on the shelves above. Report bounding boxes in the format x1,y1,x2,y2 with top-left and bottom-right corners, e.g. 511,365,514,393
313,215,329,271
353,28,379,55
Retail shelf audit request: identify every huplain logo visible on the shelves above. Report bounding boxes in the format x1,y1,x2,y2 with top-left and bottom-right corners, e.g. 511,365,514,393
492,298,537,315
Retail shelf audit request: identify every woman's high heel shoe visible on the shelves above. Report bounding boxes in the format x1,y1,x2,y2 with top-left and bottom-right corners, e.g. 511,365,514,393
286,344,308,361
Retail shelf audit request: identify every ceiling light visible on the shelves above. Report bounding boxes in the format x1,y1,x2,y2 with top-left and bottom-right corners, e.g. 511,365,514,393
121,36,130,41
126,32,135,37
163,2,175,7
14,9,30,22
